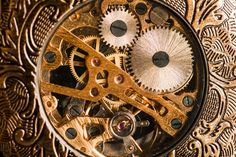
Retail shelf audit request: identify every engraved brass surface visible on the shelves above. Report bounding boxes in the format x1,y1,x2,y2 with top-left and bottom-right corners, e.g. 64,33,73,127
0,0,236,157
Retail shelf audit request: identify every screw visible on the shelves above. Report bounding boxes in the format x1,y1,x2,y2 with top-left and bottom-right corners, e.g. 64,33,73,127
44,51,56,63
91,58,101,67
114,74,124,84
69,106,81,117
65,128,77,139
171,119,182,129
135,3,148,15
91,8,98,16
90,87,99,97
87,125,104,137
110,20,128,37
129,145,134,151
152,51,169,68
183,96,194,107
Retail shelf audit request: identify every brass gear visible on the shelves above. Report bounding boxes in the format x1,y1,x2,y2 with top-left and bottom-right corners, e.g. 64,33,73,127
99,6,140,49
69,47,88,88
69,36,128,107
127,27,194,93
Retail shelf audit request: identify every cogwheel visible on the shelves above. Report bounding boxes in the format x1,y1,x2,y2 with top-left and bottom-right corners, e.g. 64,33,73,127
69,35,107,88
99,6,140,49
69,35,128,107
127,27,193,93
105,52,128,70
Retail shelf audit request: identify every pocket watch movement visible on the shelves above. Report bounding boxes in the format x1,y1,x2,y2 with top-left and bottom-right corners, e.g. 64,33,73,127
0,0,236,157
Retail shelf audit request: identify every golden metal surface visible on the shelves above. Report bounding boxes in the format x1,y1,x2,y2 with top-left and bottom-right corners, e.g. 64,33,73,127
0,0,236,157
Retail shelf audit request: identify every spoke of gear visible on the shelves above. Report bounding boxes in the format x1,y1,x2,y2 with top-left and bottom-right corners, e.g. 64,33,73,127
99,6,140,49
69,47,88,88
127,27,193,93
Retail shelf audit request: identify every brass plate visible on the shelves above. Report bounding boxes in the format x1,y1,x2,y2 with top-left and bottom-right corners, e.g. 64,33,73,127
0,0,236,156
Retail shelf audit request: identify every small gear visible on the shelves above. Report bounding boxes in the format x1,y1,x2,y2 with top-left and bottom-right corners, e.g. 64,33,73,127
69,36,106,88
69,35,128,107
127,27,193,93
99,6,140,49
105,52,127,70
69,36,128,86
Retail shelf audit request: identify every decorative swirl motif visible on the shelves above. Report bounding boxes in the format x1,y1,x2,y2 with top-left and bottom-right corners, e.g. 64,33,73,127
217,88,236,156
5,78,29,112
218,125,236,156
225,88,236,121
176,81,231,156
1,0,236,156
176,136,197,157
175,1,236,156
0,0,82,156
163,0,187,16
201,0,236,82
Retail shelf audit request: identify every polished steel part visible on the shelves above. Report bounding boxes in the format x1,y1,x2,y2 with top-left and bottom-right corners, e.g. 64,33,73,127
128,27,193,93
0,0,236,157
99,6,140,49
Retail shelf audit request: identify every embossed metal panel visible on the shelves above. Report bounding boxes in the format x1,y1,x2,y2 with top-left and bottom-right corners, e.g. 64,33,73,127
0,0,236,157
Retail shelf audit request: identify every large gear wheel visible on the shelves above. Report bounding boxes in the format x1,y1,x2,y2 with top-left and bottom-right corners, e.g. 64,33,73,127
127,27,194,93
99,6,140,49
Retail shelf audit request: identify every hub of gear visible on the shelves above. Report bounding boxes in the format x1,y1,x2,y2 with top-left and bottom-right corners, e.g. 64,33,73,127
99,6,140,49
127,27,194,93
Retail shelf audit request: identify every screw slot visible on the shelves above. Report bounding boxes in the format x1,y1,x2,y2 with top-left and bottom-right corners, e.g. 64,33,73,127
44,51,56,63
171,119,182,129
135,3,148,15
183,96,194,107
69,106,81,117
65,128,77,139
110,20,128,37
